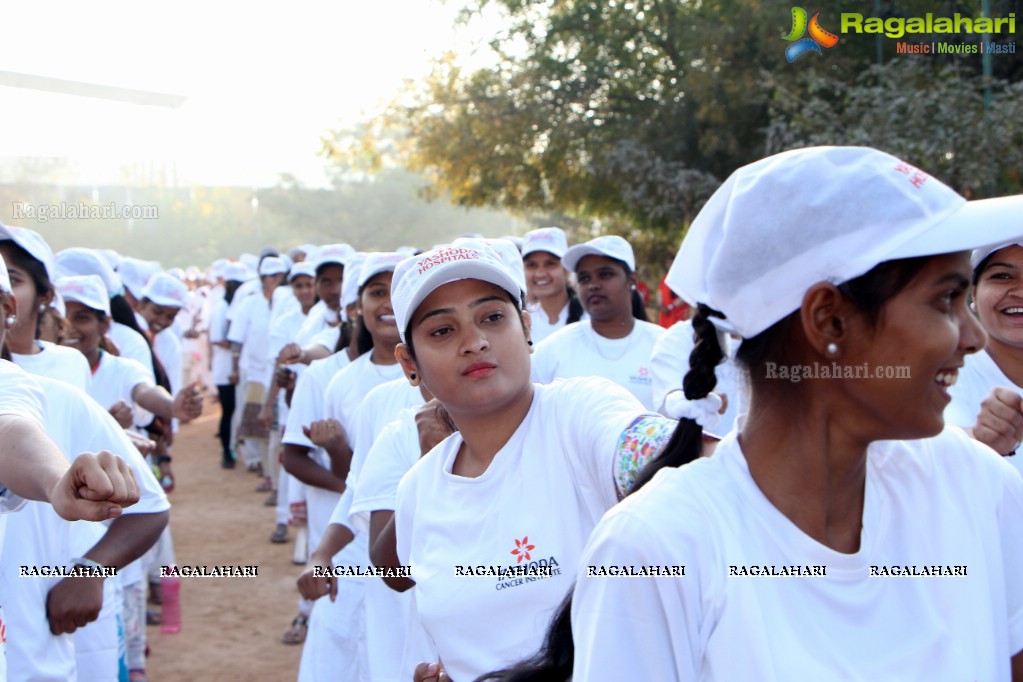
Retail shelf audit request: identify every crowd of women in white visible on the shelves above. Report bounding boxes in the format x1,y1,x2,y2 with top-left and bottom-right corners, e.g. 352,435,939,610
2,144,1023,682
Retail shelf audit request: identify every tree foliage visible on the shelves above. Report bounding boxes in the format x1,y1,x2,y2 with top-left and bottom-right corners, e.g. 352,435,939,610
341,0,1022,239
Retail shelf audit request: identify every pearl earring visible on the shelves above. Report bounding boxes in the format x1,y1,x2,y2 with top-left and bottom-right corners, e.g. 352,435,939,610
38,304,46,313
826,342,838,355
4,315,15,328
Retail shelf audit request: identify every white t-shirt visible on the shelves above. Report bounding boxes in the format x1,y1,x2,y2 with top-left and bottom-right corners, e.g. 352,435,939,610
208,296,233,386
649,319,747,436
0,360,42,522
283,351,352,553
946,349,1023,474
295,300,339,347
395,378,650,682
525,300,587,345
531,319,664,409
349,405,421,534
152,328,182,395
88,351,153,429
0,375,169,682
309,325,341,353
109,322,155,384
346,402,427,682
571,426,1023,681
323,361,409,484
227,292,274,387
11,340,91,392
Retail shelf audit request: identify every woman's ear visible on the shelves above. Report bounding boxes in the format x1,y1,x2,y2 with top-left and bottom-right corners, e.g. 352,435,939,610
395,343,420,386
521,308,532,343
1,293,17,321
799,282,852,359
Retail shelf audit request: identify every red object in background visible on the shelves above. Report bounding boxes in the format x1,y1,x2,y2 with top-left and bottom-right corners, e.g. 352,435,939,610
635,279,651,306
658,276,690,328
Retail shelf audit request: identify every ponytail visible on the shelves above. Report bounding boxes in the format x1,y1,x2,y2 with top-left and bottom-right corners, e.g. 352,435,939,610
631,303,724,492
630,288,648,322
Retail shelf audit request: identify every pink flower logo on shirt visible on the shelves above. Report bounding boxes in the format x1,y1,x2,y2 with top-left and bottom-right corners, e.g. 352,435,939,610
511,537,535,563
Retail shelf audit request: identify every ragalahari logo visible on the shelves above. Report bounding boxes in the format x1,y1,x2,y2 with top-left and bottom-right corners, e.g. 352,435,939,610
511,536,535,564
784,7,840,62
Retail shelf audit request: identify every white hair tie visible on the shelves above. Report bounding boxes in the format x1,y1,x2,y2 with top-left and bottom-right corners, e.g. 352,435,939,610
663,390,722,430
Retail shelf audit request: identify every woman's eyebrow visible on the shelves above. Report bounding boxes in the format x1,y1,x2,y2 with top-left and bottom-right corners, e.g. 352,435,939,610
418,295,506,324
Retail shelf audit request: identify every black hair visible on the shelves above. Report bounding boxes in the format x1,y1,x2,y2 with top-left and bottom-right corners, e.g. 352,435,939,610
472,256,933,682
333,320,354,354
224,280,243,305
630,288,648,322
474,592,574,682
565,287,584,325
0,240,53,339
355,313,375,355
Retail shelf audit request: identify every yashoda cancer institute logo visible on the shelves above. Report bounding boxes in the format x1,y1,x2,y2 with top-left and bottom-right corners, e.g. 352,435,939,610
784,7,840,62
511,536,535,563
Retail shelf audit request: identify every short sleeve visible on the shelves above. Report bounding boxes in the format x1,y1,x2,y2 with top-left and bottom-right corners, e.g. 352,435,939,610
0,361,44,426
350,412,418,534
283,368,321,448
208,299,229,344
649,320,693,414
572,506,701,682
310,325,340,353
554,378,651,508
226,297,252,344
328,487,355,532
996,453,1023,653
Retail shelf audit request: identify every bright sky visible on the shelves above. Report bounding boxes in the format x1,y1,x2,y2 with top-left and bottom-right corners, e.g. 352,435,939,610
0,0,502,187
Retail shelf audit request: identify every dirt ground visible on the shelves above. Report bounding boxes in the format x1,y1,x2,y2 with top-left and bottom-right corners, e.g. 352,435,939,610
146,409,305,681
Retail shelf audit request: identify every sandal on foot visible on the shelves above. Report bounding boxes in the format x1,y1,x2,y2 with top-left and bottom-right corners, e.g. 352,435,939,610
264,490,277,507
146,609,162,626
129,669,150,682
255,477,272,493
281,615,308,645
270,523,288,544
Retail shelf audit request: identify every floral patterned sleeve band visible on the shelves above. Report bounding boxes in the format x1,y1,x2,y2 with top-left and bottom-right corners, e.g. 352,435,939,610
613,416,677,500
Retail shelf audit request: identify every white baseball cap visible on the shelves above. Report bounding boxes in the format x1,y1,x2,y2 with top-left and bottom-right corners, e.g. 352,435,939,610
142,272,189,308
224,262,251,283
521,227,568,259
478,238,526,296
358,252,405,290
391,240,524,342
57,275,111,316
668,146,1023,339
55,248,124,299
340,253,367,314
119,257,160,300
0,224,56,283
259,256,288,277
0,251,11,296
315,243,355,272
562,235,636,272
288,261,317,282
972,241,1023,271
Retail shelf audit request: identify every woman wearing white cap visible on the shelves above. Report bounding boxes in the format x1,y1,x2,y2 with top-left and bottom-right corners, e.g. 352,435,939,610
380,240,675,682
0,225,91,391
54,247,157,385
0,250,161,682
0,251,143,682
289,252,407,682
530,234,664,409
259,261,320,537
561,147,1023,681
945,242,1023,472
278,255,366,646
520,227,584,344
58,275,203,429
228,256,288,472
209,263,248,468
